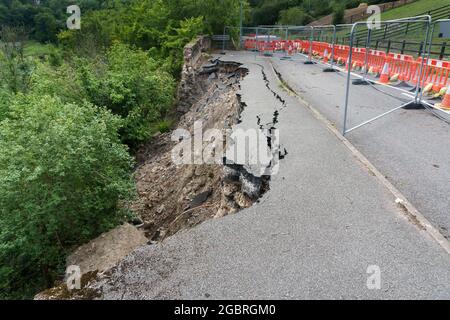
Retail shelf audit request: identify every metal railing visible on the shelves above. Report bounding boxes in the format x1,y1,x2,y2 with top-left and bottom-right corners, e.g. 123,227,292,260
348,0,417,24
342,15,433,136
352,4,450,41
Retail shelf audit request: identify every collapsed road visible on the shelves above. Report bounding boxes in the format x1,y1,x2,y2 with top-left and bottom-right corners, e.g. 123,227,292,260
55,52,450,300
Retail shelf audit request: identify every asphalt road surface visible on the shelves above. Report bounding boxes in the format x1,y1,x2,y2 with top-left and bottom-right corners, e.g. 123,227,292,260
94,53,450,300
271,52,450,240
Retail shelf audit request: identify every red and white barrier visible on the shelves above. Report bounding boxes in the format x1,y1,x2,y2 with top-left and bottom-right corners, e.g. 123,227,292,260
244,37,449,94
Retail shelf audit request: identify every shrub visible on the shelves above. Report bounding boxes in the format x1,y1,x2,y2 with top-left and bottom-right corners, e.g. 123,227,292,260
0,88,12,122
29,61,86,104
278,7,312,26
0,40,34,94
78,43,176,148
0,94,135,299
332,4,346,25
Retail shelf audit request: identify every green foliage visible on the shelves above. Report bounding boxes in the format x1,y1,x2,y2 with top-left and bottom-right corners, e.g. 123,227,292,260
250,0,330,26
24,41,57,58
162,17,205,74
157,119,173,133
332,4,346,25
0,0,104,43
57,1,210,73
78,42,176,148
0,88,12,122
0,48,34,94
249,0,404,26
0,26,34,94
29,61,86,103
0,94,135,299
165,0,247,35
278,6,312,26
33,10,58,43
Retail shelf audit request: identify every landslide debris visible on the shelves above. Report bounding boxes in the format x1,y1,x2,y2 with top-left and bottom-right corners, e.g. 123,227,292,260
133,57,261,242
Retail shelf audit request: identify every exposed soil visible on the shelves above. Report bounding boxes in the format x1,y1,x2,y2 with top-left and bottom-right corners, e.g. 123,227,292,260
132,58,265,243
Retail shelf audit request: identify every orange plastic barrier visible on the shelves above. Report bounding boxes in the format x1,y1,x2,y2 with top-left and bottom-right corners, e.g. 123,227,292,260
367,50,386,74
387,53,415,82
244,36,449,93
334,45,350,66
422,59,450,92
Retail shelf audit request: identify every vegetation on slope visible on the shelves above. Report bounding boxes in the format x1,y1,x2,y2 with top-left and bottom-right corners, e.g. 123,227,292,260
381,0,450,20
0,0,243,299
1,0,447,300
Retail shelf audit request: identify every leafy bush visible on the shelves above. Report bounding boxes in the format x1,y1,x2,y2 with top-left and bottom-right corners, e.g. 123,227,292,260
78,43,176,148
162,17,205,75
332,4,346,25
0,28,34,94
0,94,135,299
0,88,12,122
29,61,86,104
278,7,312,26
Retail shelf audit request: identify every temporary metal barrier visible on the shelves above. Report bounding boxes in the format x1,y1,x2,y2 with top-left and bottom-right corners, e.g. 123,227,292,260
255,26,289,57
221,26,249,52
421,19,450,105
221,16,448,127
311,25,338,72
221,26,236,53
342,16,432,136
287,26,314,64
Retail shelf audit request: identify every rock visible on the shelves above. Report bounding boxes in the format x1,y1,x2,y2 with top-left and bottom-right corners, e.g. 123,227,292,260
234,192,253,208
130,216,143,226
223,183,239,197
215,208,228,219
190,189,212,209
177,36,212,115
240,172,262,199
156,205,165,214
66,224,148,276
223,165,241,183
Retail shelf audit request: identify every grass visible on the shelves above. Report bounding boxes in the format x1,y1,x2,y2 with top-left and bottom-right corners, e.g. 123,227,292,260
379,0,450,57
23,41,57,57
381,0,450,21
329,0,450,58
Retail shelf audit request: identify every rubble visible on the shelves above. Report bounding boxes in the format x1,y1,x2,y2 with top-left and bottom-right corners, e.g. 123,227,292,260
35,37,271,299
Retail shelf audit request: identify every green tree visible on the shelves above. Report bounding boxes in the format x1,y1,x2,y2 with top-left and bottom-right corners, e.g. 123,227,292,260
332,4,346,25
0,94,135,299
278,6,311,26
162,16,205,74
33,10,58,42
0,26,33,94
78,42,176,148
28,60,86,103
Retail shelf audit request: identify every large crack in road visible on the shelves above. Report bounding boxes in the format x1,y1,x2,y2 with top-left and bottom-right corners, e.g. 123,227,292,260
255,63,289,167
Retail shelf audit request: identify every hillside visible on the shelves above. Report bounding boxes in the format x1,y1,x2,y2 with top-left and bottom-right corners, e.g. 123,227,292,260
381,0,450,20
308,0,417,26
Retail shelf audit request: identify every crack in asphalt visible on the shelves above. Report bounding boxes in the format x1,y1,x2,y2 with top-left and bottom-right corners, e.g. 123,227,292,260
254,63,289,166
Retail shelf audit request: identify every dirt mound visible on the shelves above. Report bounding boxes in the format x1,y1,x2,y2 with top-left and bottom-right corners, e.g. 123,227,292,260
133,59,261,242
